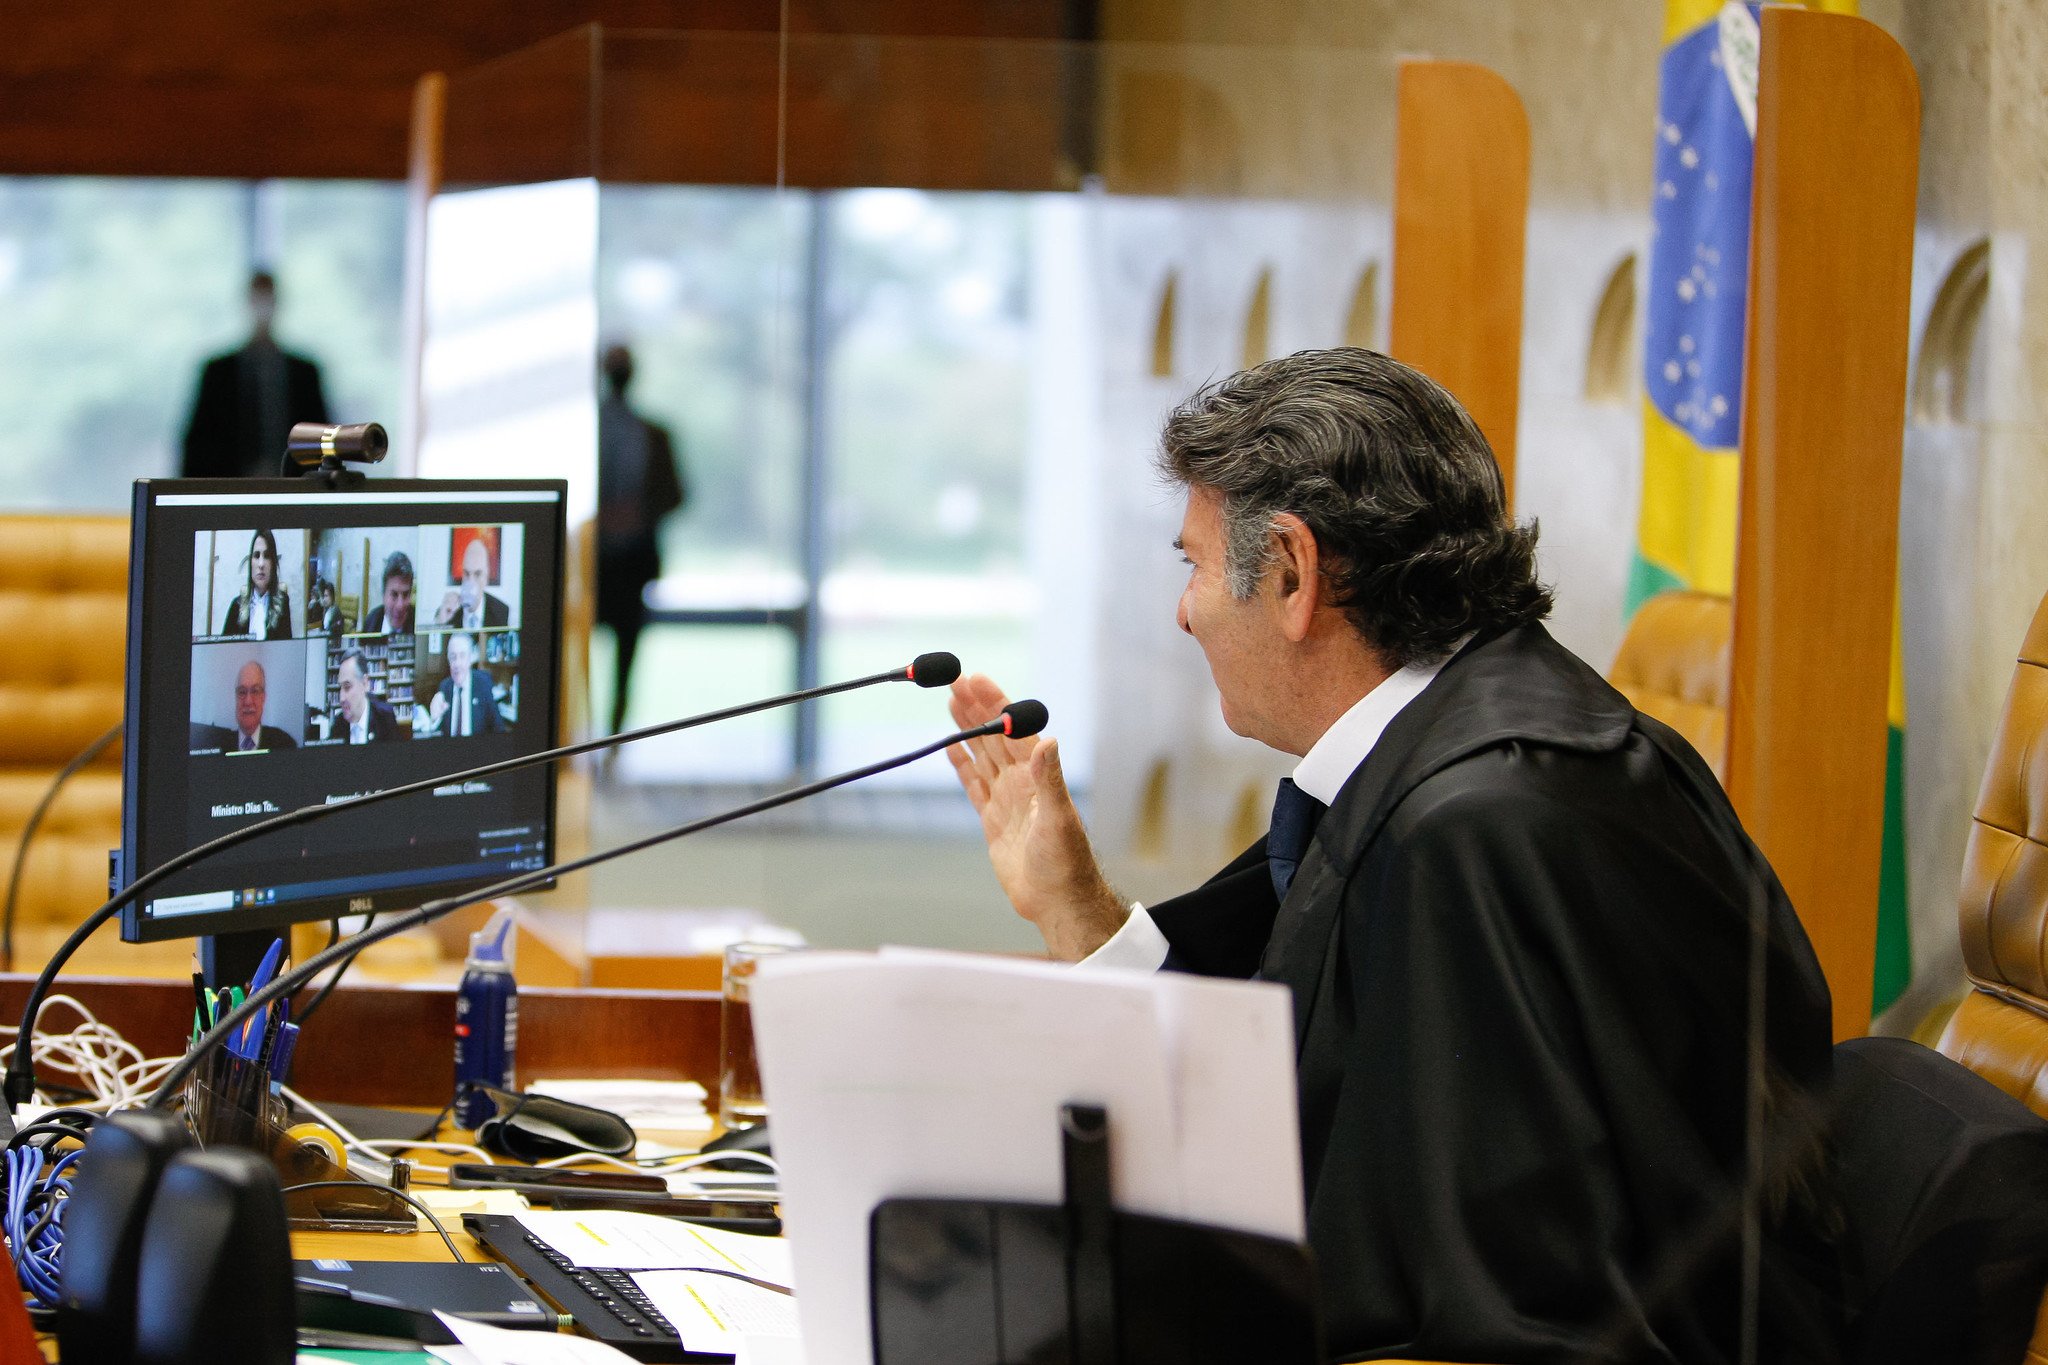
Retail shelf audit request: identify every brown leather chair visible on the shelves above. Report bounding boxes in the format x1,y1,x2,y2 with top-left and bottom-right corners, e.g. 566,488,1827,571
1934,588,2048,1359
1606,588,1732,779
1940,589,2048,1113
0,514,127,933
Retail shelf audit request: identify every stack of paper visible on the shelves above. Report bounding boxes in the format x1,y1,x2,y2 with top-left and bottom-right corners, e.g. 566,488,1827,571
515,1209,801,1356
750,948,1304,1365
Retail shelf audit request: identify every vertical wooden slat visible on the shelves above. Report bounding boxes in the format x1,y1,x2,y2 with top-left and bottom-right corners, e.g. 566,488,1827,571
398,71,446,477
1389,60,1530,503
1725,9,1919,1041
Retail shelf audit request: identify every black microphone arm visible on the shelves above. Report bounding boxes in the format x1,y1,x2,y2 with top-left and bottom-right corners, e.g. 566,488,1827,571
145,700,1050,1109
3,652,964,1111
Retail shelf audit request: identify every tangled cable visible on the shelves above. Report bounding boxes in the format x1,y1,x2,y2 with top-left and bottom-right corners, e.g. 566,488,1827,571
0,996,181,1111
5,1109,96,1312
0,998,182,1311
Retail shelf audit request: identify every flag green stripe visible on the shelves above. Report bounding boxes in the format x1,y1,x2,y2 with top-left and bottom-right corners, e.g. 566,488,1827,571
1625,553,1687,618
1873,724,1911,1015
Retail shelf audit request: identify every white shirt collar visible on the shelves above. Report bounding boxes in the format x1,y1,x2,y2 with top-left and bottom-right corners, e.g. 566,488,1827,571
1289,640,1466,806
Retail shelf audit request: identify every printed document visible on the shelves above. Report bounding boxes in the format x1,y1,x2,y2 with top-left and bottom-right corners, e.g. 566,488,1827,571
749,948,1303,1365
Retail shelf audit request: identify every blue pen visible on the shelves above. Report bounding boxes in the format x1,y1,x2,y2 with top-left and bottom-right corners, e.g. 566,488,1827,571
247,938,286,995
268,1023,299,1087
235,939,286,1058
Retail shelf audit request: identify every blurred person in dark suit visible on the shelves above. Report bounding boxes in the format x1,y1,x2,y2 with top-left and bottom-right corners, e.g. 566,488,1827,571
596,344,687,735
180,271,329,479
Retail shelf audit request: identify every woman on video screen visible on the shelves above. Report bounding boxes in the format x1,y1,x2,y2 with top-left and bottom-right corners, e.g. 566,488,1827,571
221,528,293,640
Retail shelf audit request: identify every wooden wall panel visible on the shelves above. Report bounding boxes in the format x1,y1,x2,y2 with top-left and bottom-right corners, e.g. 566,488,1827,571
0,1,1080,181
1724,9,1919,1042
1388,60,1530,502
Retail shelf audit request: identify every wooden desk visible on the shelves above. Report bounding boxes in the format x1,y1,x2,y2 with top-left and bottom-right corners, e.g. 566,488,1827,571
297,1221,487,1265
0,975,720,1108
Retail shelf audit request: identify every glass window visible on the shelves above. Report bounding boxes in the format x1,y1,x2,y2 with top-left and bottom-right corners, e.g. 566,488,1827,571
599,186,810,585
0,177,407,512
0,177,247,509
818,190,1036,782
269,181,407,432
596,186,812,779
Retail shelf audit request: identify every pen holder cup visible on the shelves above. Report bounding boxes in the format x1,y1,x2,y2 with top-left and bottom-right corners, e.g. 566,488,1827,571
183,1058,417,1229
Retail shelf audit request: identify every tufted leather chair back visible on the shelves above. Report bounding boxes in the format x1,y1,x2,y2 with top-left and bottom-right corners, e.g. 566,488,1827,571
0,514,128,929
1939,591,2048,1120
1607,589,1733,780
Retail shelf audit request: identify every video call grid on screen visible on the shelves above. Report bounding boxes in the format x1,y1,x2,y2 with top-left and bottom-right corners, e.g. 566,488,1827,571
123,481,566,943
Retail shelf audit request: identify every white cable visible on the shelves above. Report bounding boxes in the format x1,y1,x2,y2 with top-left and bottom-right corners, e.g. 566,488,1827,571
361,1140,498,1165
0,996,185,1111
537,1149,779,1176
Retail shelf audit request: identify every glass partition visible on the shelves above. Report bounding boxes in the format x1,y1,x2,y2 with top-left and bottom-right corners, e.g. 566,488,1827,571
430,31,1407,800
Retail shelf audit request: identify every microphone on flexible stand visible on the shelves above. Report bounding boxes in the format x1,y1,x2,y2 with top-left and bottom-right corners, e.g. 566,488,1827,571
2,653,965,1114
144,700,1051,1111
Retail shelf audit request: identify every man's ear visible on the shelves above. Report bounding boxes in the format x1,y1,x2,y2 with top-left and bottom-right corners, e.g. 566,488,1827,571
1267,513,1321,643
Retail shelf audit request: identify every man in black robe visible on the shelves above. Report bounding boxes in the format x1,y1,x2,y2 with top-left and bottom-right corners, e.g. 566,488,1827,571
945,348,1843,1363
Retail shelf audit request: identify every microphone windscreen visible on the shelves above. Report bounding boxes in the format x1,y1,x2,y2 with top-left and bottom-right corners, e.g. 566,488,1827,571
1000,700,1049,738
908,652,962,687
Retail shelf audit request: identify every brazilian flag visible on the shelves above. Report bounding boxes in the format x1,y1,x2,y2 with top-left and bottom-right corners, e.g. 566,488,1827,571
1633,0,1909,1017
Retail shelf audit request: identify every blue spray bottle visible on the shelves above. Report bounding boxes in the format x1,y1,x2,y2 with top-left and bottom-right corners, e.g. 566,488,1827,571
453,907,518,1129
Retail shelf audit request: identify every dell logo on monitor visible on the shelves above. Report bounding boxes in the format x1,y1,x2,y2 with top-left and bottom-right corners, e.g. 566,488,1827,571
347,896,374,914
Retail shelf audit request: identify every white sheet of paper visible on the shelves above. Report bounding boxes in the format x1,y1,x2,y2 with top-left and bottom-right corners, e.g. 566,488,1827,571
751,948,1301,1365
429,1312,639,1364
1150,967,1305,1241
516,1209,791,1281
631,1270,801,1353
735,1335,809,1365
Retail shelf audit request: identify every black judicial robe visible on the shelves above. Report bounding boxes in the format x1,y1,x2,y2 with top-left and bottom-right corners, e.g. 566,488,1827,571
1149,624,1844,1364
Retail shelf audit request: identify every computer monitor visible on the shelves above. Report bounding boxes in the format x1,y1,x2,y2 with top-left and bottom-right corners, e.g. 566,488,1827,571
119,478,568,947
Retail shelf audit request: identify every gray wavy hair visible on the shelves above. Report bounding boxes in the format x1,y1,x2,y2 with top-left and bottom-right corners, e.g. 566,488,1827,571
1156,347,1552,669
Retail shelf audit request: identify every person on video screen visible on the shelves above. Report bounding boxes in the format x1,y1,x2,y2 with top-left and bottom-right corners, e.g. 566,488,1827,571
363,551,415,635
312,579,342,640
335,649,400,743
220,528,293,640
433,537,510,630
193,659,298,753
427,632,503,737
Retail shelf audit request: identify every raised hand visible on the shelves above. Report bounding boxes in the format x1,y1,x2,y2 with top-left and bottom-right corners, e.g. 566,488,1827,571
946,674,1128,961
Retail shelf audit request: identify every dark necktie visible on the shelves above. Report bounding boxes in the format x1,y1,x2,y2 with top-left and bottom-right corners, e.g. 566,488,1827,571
1267,778,1327,902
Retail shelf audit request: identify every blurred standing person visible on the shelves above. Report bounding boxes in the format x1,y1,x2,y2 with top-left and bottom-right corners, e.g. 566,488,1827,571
596,344,687,736
181,270,329,479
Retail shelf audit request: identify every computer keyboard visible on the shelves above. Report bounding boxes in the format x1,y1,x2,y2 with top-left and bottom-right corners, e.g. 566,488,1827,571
464,1214,717,1362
